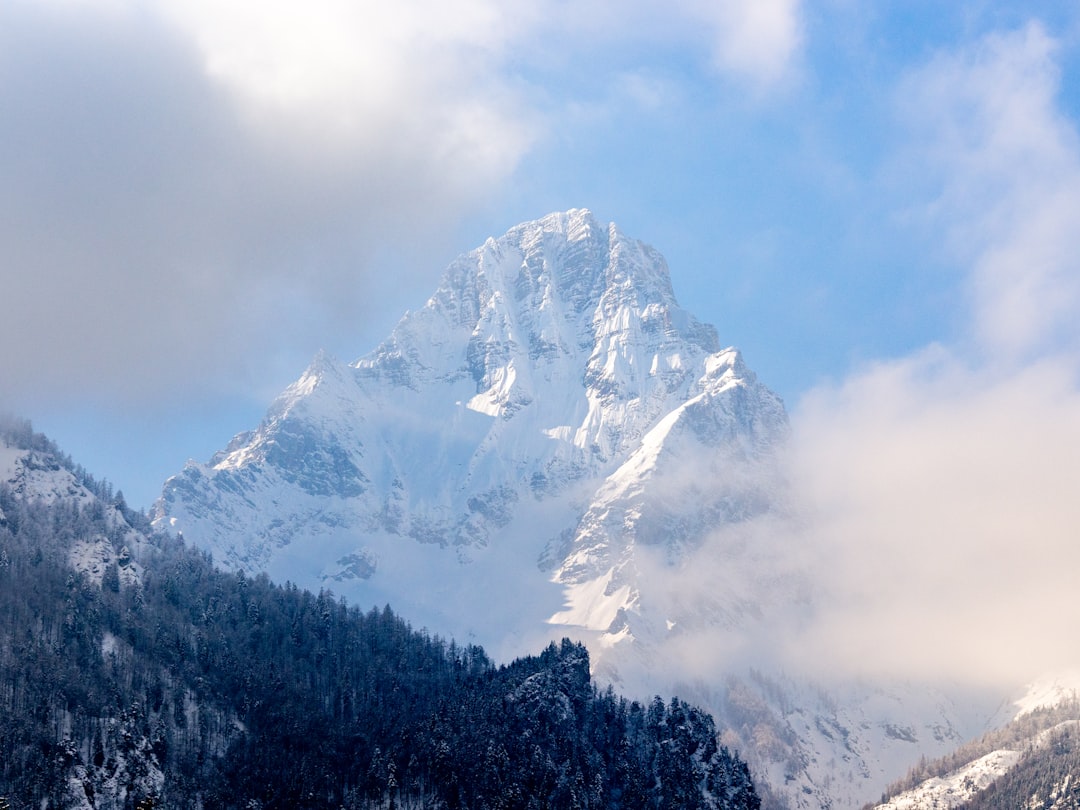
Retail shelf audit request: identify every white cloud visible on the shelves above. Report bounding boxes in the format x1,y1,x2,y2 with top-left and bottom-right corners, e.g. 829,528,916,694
0,0,536,410
898,22,1080,362
687,0,803,87
156,0,532,159
785,349,1080,687
775,24,1080,688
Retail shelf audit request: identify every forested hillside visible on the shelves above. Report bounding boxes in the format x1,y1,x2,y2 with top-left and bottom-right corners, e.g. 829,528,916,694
0,417,760,809
956,721,1080,809
869,699,1080,810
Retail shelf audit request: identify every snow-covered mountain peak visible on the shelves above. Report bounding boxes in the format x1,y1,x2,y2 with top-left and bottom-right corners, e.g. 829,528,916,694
208,350,365,487
355,208,717,410
153,209,818,803
155,206,786,613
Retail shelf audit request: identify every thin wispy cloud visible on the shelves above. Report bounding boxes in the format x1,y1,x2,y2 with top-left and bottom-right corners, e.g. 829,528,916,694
690,0,803,87
898,21,1080,362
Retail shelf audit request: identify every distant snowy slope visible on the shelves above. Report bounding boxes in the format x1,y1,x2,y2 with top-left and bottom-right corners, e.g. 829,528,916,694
872,678,1080,810
0,421,145,587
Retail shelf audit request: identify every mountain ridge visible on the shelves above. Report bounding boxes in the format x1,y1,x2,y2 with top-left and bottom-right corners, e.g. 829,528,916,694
152,209,789,652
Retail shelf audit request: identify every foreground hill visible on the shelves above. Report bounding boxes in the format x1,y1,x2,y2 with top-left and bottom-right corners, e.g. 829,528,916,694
0,417,759,809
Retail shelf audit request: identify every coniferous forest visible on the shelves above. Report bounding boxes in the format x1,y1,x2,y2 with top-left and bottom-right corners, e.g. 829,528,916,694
0,419,760,809
956,721,1080,809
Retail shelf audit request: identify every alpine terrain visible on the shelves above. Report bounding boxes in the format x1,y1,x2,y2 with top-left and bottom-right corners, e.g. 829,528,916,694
871,674,1080,809
0,416,763,808
154,208,789,662
152,210,1009,809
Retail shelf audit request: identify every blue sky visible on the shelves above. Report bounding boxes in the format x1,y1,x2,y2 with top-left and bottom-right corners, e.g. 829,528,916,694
1,1,1078,501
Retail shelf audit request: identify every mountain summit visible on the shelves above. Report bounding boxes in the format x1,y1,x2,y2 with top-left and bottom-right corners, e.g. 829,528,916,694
153,209,788,654
151,211,1009,809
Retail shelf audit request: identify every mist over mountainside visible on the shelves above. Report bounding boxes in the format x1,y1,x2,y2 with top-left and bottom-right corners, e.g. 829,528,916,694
0,416,761,809
153,209,790,660
149,211,1031,810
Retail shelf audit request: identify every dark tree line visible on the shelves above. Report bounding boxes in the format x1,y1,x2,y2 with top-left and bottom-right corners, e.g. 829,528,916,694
0,418,759,809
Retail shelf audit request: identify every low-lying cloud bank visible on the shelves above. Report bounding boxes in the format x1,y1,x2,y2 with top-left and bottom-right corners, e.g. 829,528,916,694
631,348,1080,694
788,22,1080,689
635,22,1080,694
784,349,1080,687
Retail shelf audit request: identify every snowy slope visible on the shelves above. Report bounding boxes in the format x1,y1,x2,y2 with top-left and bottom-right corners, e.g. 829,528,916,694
1014,671,1080,719
0,432,145,587
871,676,1080,810
875,748,1024,810
873,721,1080,810
0,425,164,805
0,440,94,507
